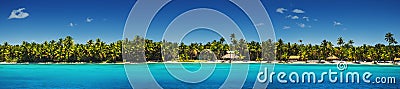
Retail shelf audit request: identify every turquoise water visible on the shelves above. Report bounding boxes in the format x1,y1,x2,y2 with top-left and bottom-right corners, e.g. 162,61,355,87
0,64,399,89
0,64,131,89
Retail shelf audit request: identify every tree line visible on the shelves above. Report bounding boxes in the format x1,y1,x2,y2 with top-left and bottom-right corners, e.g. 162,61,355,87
276,32,399,63
0,36,122,63
0,33,399,63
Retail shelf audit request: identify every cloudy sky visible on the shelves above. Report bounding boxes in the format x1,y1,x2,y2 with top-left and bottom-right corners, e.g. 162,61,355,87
1,0,400,46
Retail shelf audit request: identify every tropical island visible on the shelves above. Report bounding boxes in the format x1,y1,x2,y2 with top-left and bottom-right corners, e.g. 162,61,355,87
1,33,400,65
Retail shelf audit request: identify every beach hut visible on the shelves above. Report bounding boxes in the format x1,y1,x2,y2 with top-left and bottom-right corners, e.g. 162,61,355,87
221,53,239,59
327,56,339,61
288,56,300,62
327,56,340,63
221,51,239,63
394,58,400,64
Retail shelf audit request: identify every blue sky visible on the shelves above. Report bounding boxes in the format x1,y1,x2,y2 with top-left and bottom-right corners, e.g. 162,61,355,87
0,0,135,44
1,0,400,46
266,0,400,46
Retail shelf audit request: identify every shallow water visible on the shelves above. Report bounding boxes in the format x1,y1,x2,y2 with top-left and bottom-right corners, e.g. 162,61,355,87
0,64,399,89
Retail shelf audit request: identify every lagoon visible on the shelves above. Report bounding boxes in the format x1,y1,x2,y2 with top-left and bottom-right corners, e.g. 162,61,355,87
0,64,399,89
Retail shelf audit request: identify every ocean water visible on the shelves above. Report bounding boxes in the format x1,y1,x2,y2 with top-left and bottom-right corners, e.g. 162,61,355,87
0,64,399,89
0,64,131,89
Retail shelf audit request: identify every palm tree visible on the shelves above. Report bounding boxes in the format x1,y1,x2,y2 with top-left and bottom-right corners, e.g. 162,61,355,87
320,40,330,63
1,42,11,62
248,41,257,61
85,40,94,62
63,36,74,62
261,39,275,62
348,40,354,45
345,40,355,61
337,37,344,46
49,40,56,61
385,32,397,63
336,37,345,61
219,38,225,44
299,40,303,44
229,34,238,63
276,39,284,61
217,42,225,60
385,32,398,45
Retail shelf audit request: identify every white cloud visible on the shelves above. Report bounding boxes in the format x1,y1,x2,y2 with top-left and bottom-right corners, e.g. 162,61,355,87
313,19,318,21
291,16,299,19
333,21,342,26
303,16,310,21
8,8,29,19
283,26,291,29
276,8,287,14
69,23,77,27
292,9,305,14
286,15,292,18
298,23,306,28
86,17,93,22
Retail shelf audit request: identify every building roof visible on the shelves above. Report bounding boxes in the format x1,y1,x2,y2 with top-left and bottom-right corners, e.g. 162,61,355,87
327,56,339,60
221,54,239,59
288,56,300,60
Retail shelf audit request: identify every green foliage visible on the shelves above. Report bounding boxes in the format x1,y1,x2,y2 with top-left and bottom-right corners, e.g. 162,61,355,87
0,33,399,63
0,36,122,63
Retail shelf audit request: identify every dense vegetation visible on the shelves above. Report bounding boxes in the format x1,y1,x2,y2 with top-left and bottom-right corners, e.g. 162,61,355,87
0,33,399,63
0,36,122,63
